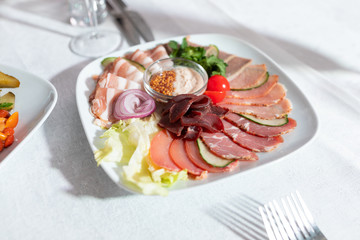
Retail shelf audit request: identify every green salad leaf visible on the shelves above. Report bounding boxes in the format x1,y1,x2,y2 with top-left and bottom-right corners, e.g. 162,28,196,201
94,114,188,196
0,102,13,109
169,38,227,77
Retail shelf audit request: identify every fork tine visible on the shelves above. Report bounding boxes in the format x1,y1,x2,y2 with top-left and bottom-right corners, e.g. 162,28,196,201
287,194,311,239
259,206,277,240
268,201,289,240
265,204,283,239
291,192,316,236
281,197,305,240
272,201,297,240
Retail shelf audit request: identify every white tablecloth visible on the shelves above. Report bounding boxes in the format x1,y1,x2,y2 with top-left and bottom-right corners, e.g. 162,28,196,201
0,0,359,239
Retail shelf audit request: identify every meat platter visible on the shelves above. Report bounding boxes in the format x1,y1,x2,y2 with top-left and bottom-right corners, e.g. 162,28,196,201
76,33,318,195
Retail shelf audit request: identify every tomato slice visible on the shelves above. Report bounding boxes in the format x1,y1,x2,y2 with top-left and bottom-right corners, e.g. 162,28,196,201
204,91,226,104
207,75,230,92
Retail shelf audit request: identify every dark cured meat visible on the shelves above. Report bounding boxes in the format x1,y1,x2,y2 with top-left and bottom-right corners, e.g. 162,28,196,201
181,113,223,133
224,112,297,137
221,119,284,152
159,94,225,140
200,132,258,161
184,140,240,173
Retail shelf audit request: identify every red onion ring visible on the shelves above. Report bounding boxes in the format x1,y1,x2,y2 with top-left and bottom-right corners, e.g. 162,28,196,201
113,89,156,120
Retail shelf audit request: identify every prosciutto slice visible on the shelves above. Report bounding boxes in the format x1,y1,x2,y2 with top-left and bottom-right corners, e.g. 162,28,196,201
218,98,293,119
221,119,284,152
184,140,240,173
200,132,258,160
228,64,267,89
145,45,170,61
221,83,286,106
225,75,279,99
224,112,297,137
222,54,252,80
98,73,141,90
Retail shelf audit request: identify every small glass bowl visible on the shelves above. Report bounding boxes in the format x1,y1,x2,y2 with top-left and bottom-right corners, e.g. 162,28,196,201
143,58,208,103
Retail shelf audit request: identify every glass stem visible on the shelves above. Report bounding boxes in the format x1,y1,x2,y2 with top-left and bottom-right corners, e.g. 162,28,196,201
85,0,98,38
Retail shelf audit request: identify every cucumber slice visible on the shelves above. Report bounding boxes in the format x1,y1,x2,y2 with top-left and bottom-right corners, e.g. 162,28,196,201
197,138,234,167
101,57,117,68
239,113,289,127
231,72,269,91
124,58,146,72
205,44,219,57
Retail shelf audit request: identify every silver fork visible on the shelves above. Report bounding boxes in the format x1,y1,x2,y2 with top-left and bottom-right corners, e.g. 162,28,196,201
258,191,327,240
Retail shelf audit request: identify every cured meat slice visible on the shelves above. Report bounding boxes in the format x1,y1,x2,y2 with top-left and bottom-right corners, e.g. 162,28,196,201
184,140,239,173
221,83,286,106
200,132,258,160
98,73,141,90
181,112,224,133
150,130,181,172
125,49,154,68
225,75,279,99
146,45,170,61
224,112,297,137
222,54,252,80
169,139,207,176
221,119,284,152
228,64,267,89
218,98,292,119
90,87,122,125
110,57,144,83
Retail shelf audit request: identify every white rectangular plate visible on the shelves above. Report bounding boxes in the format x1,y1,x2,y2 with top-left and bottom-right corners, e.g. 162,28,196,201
0,64,58,166
76,33,318,194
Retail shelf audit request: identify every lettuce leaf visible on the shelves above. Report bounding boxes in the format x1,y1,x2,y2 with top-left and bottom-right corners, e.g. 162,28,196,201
94,114,188,196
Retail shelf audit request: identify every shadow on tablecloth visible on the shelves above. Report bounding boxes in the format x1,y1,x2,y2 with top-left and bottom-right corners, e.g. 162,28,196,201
208,194,267,240
44,61,132,199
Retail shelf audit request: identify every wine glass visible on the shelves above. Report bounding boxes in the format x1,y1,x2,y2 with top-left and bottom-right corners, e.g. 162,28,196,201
70,0,121,57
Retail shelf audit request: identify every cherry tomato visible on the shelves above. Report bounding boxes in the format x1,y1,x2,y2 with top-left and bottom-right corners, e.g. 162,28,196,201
207,75,230,92
204,91,226,104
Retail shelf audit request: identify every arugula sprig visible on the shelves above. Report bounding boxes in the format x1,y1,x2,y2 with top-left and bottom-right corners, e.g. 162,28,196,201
169,38,227,77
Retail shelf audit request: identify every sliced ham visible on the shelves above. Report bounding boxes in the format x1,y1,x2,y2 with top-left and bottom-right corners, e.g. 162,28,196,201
224,112,297,137
228,64,267,89
169,139,207,176
225,75,279,99
125,49,154,69
221,83,286,106
218,98,292,119
184,140,240,173
222,54,252,80
200,132,258,160
110,57,144,83
221,119,284,152
150,130,181,172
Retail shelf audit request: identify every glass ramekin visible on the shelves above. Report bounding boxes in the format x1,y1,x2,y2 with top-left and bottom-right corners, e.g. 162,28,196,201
143,58,208,103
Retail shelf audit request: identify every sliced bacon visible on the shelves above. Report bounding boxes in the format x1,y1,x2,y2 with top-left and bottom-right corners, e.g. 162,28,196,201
150,130,181,172
169,139,207,176
90,87,122,126
221,83,286,106
224,112,297,137
228,64,267,89
110,57,144,83
225,75,279,99
221,119,284,152
184,140,240,173
98,73,141,90
200,132,258,160
218,98,292,119
145,45,170,61
125,49,154,69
